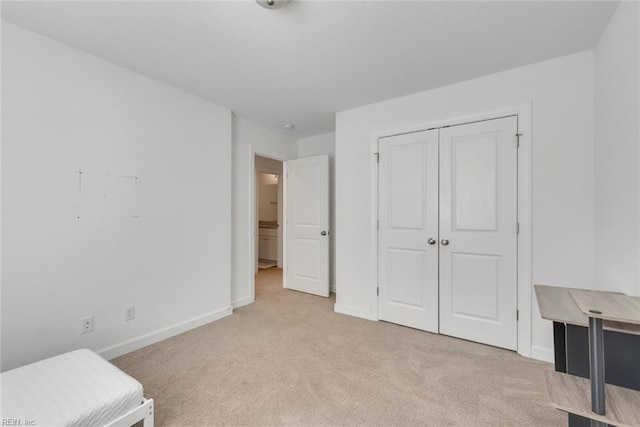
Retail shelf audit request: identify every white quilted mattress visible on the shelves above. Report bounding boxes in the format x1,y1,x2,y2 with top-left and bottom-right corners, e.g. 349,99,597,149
0,349,144,427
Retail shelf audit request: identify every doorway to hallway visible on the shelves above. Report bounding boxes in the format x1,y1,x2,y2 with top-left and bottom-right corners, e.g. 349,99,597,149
254,155,284,299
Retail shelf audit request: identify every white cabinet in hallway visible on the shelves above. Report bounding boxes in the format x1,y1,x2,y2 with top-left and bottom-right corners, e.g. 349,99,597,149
259,228,277,261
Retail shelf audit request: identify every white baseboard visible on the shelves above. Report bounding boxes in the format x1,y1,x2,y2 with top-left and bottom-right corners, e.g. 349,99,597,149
530,345,555,363
232,296,253,309
334,303,372,320
99,306,233,361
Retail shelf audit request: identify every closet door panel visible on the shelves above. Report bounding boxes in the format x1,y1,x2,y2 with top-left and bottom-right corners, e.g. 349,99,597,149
378,130,439,333
439,116,519,351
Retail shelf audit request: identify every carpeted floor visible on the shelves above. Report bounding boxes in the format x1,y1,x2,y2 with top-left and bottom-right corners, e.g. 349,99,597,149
112,268,565,426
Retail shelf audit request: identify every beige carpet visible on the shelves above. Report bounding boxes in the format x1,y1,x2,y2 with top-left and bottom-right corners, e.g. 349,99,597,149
113,268,564,426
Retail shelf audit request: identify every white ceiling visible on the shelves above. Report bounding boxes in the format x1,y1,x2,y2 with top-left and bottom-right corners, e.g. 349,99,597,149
2,1,618,138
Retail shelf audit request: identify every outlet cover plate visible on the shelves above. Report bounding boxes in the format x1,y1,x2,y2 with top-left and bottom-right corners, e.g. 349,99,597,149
81,316,94,334
125,305,135,321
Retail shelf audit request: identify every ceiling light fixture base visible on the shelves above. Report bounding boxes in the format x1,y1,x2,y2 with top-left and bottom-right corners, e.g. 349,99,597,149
256,0,291,10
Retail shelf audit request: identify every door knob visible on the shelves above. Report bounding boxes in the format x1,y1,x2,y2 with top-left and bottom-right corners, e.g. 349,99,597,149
428,238,436,245
441,239,449,246
321,231,327,236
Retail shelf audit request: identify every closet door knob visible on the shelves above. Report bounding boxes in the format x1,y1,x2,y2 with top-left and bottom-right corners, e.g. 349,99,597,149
321,231,327,236
428,238,436,245
441,239,449,246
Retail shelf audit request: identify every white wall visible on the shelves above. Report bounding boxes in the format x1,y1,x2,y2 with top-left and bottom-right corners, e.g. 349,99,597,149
231,117,296,308
335,51,595,362
594,1,640,297
1,22,233,371
297,132,336,291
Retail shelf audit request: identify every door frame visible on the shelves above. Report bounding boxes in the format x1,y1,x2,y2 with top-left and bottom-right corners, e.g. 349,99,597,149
370,104,532,357
250,147,289,304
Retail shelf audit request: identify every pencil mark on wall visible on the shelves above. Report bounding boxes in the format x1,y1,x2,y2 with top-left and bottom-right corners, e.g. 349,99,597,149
122,175,140,192
74,170,86,192
70,171,144,221
122,175,141,219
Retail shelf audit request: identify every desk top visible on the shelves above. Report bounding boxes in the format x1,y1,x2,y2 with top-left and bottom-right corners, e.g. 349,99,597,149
570,290,640,326
535,285,592,326
534,285,640,335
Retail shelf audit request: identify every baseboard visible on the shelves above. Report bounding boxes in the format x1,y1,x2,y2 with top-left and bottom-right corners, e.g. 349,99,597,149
530,345,555,363
232,296,253,309
99,306,233,361
334,303,372,320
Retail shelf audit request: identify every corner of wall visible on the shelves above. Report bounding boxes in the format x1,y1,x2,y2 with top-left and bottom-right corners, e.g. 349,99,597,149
593,0,640,296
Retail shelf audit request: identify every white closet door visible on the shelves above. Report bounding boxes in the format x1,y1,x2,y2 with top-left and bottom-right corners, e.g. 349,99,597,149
378,130,439,332
284,155,330,297
438,117,518,350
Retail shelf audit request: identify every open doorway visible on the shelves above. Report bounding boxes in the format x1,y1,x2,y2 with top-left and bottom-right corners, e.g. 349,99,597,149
254,155,284,298
257,171,279,269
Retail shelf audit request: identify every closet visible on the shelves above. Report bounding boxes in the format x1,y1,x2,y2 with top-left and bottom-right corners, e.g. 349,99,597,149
378,116,519,350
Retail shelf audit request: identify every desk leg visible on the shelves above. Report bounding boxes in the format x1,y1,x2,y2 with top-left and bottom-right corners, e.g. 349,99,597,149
588,316,606,427
553,321,567,373
566,325,593,427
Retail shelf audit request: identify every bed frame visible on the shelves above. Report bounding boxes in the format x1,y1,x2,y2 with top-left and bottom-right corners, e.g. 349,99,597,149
106,398,154,427
0,349,155,427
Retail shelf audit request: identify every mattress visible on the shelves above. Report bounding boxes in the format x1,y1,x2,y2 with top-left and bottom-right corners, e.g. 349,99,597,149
0,348,144,427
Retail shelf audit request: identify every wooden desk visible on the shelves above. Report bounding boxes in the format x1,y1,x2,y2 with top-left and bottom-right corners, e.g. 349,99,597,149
535,285,640,427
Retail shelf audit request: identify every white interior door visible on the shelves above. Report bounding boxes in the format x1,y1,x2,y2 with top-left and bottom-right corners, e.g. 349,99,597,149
284,155,330,297
378,130,439,332
439,116,518,350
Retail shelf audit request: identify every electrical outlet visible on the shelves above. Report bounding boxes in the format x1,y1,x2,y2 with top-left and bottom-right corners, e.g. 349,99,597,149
81,316,94,334
125,305,135,322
